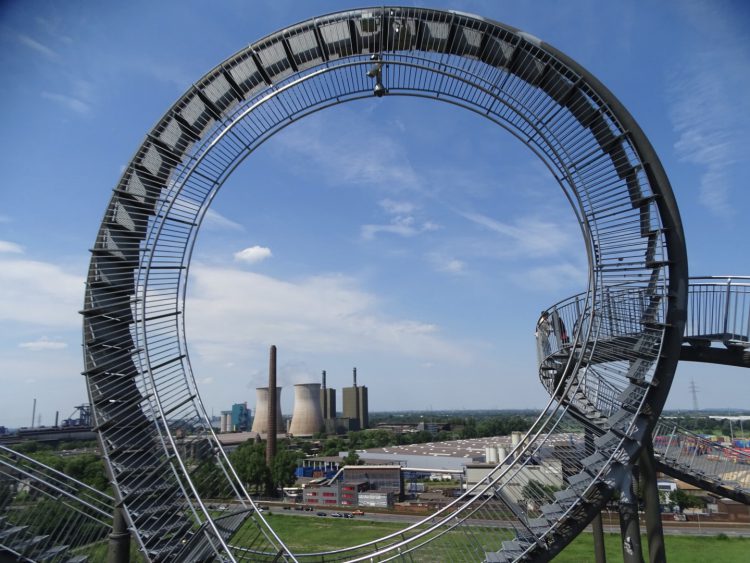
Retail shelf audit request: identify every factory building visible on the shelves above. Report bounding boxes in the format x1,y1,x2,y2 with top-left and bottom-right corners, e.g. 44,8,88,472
289,383,325,437
251,386,283,435
342,367,368,430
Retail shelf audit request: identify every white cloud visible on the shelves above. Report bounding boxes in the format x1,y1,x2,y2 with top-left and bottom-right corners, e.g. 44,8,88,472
186,265,469,365
41,91,91,114
234,245,272,264
204,209,244,232
0,257,84,327
0,241,24,254
19,337,68,351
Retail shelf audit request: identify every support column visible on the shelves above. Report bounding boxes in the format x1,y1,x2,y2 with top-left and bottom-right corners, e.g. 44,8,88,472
640,438,666,563
592,511,607,563
618,467,644,563
107,507,130,563
585,428,607,563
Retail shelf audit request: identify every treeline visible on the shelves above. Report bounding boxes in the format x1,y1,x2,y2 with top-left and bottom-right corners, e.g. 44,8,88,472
11,441,109,491
668,416,746,437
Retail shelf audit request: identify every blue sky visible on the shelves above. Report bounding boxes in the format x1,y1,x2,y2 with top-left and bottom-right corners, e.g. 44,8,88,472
0,1,748,428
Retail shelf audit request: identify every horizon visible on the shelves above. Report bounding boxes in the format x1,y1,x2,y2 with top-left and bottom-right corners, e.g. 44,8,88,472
1,1,749,427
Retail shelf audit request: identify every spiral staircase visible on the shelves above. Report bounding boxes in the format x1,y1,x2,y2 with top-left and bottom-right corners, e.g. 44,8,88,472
2,6,748,562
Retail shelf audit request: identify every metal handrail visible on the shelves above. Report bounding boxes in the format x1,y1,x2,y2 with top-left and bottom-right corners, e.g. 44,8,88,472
0,446,114,561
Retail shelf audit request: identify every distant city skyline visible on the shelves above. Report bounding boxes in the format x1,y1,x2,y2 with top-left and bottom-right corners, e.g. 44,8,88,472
1,0,749,427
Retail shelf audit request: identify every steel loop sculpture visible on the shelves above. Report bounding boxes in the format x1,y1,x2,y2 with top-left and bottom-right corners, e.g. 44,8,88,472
76,6,696,561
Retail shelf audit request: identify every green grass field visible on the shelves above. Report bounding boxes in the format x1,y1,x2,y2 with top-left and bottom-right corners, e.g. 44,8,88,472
266,514,750,561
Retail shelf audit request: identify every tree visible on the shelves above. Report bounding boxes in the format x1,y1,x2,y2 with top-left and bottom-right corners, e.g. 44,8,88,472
231,442,271,495
343,450,361,466
670,488,706,511
270,450,299,490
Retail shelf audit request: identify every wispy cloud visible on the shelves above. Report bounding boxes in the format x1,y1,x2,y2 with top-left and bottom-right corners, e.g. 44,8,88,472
234,245,272,264
361,216,439,240
204,209,244,232
428,253,467,275
41,91,91,114
379,199,417,215
17,33,59,59
666,4,750,217
275,109,421,192
19,337,68,351
460,211,576,258
0,241,24,254
361,199,439,240
509,262,588,293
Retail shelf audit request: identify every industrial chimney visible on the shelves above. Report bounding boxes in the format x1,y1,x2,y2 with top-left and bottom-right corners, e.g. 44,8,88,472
250,387,283,434
267,345,278,464
289,383,325,437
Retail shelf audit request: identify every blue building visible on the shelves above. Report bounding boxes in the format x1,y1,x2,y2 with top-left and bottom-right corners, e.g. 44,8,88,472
231,403,251,432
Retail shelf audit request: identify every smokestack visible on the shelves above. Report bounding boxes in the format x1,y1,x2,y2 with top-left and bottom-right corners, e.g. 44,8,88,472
55,411,59,428
321,370,328,423
353,368,360,423
31,398,37,429
267,345,277,465
289,383,324,436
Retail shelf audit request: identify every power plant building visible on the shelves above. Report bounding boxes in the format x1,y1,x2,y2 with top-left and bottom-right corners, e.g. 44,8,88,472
230,402,250,432
342,367,368,430
251,387,283,435
319,370,336,420
289,383,324,437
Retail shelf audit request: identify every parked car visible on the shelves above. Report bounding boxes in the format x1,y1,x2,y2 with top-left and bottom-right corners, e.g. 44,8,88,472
316,512,327,517
331,512,342,518
351,509,365,516
343,513,354,518
304,507,314,512
282,506,291,510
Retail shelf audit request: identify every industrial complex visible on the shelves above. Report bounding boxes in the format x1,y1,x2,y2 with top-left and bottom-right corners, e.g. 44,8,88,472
218,365,370,438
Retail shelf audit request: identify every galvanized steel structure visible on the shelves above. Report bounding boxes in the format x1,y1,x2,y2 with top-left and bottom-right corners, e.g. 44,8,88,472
79,6,693,561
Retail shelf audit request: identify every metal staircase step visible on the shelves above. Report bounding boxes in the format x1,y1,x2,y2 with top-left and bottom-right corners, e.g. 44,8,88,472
526,516,550,534
581,452,608,476
567,472,592,494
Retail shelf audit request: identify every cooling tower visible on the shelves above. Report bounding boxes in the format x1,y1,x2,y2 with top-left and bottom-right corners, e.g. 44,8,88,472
251,387,283,434
288,383,324,437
